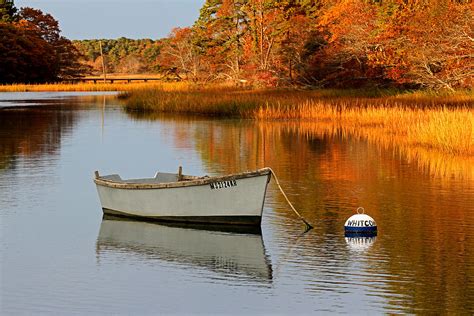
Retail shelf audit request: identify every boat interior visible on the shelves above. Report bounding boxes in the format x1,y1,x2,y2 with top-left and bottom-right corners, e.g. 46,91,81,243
99,172,200,184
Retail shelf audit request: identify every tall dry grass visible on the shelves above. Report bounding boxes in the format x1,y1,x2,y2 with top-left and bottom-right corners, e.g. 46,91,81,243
0,81,192,92
256,102,473,156
1,81,471,157
124,88,473,156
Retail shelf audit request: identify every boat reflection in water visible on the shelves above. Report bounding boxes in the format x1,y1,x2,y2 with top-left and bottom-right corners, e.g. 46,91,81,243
96,215,273,282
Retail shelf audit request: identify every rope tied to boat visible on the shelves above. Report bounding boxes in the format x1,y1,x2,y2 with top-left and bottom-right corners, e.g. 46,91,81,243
268,168,313,231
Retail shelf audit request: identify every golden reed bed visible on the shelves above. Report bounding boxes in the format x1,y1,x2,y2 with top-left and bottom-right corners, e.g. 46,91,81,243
0,81,191,92
123,88,473,156
254,101,473,156
2,82,472,174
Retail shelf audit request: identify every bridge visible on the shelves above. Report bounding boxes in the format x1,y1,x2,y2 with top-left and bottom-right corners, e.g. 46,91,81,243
66,77,179,84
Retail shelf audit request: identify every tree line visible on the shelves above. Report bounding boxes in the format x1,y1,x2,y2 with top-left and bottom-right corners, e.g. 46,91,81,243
73,38,162,74
157,0,473,89
1,0,472,89
0,0,88,83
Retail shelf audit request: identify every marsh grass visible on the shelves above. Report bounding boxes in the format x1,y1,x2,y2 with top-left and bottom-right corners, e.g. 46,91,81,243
124,87,473,156
1,81,471,157
0,81,193,92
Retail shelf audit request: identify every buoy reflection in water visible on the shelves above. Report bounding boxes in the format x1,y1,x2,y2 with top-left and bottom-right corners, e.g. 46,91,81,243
345,235,377,252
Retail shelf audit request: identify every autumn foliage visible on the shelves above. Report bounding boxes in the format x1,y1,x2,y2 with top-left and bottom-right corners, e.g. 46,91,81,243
0,1,88,83
1,0,472,89
157,0,473,90
73,38,162,75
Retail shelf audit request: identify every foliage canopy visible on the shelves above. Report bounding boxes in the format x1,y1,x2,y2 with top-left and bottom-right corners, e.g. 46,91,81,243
0,1,88,83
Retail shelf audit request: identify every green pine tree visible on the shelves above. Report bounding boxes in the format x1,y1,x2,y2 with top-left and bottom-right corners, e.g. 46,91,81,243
0,0,17,22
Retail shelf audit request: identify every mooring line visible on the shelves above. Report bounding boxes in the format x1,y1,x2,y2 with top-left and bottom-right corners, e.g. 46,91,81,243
268,168,313,230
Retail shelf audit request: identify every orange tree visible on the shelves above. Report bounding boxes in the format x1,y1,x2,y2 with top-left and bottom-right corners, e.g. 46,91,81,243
0,2,88,83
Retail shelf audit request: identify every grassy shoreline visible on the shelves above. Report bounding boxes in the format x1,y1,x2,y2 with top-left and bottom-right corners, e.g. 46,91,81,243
122,87,473,157
0,82,186,92
1,82,472,157
123,87,473,113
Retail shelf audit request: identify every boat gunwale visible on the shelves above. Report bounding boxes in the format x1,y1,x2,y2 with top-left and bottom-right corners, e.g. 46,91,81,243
94,167,271,190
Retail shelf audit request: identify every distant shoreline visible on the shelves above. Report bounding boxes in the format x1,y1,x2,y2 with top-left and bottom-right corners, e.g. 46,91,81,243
0,82,161,92
1,82,472,160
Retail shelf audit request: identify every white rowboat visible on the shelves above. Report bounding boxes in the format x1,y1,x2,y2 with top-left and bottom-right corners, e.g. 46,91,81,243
94,167,271,225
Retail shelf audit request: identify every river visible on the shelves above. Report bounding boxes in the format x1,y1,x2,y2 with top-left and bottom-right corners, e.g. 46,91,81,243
0,92,473,314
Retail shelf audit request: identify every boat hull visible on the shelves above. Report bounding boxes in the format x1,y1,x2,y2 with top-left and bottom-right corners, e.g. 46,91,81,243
102,208,263,225
95,169,271,225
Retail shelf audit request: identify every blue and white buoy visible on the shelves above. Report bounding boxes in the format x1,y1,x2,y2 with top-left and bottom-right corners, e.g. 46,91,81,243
344,207,377,237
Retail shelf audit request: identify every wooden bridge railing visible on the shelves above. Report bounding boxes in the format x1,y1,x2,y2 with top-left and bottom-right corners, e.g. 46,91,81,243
65,77,179,84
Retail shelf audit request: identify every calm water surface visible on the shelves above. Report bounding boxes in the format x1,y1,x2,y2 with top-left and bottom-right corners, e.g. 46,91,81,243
1,92,473,314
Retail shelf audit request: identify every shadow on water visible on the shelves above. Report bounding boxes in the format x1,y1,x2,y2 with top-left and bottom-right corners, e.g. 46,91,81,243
96,215,273,283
